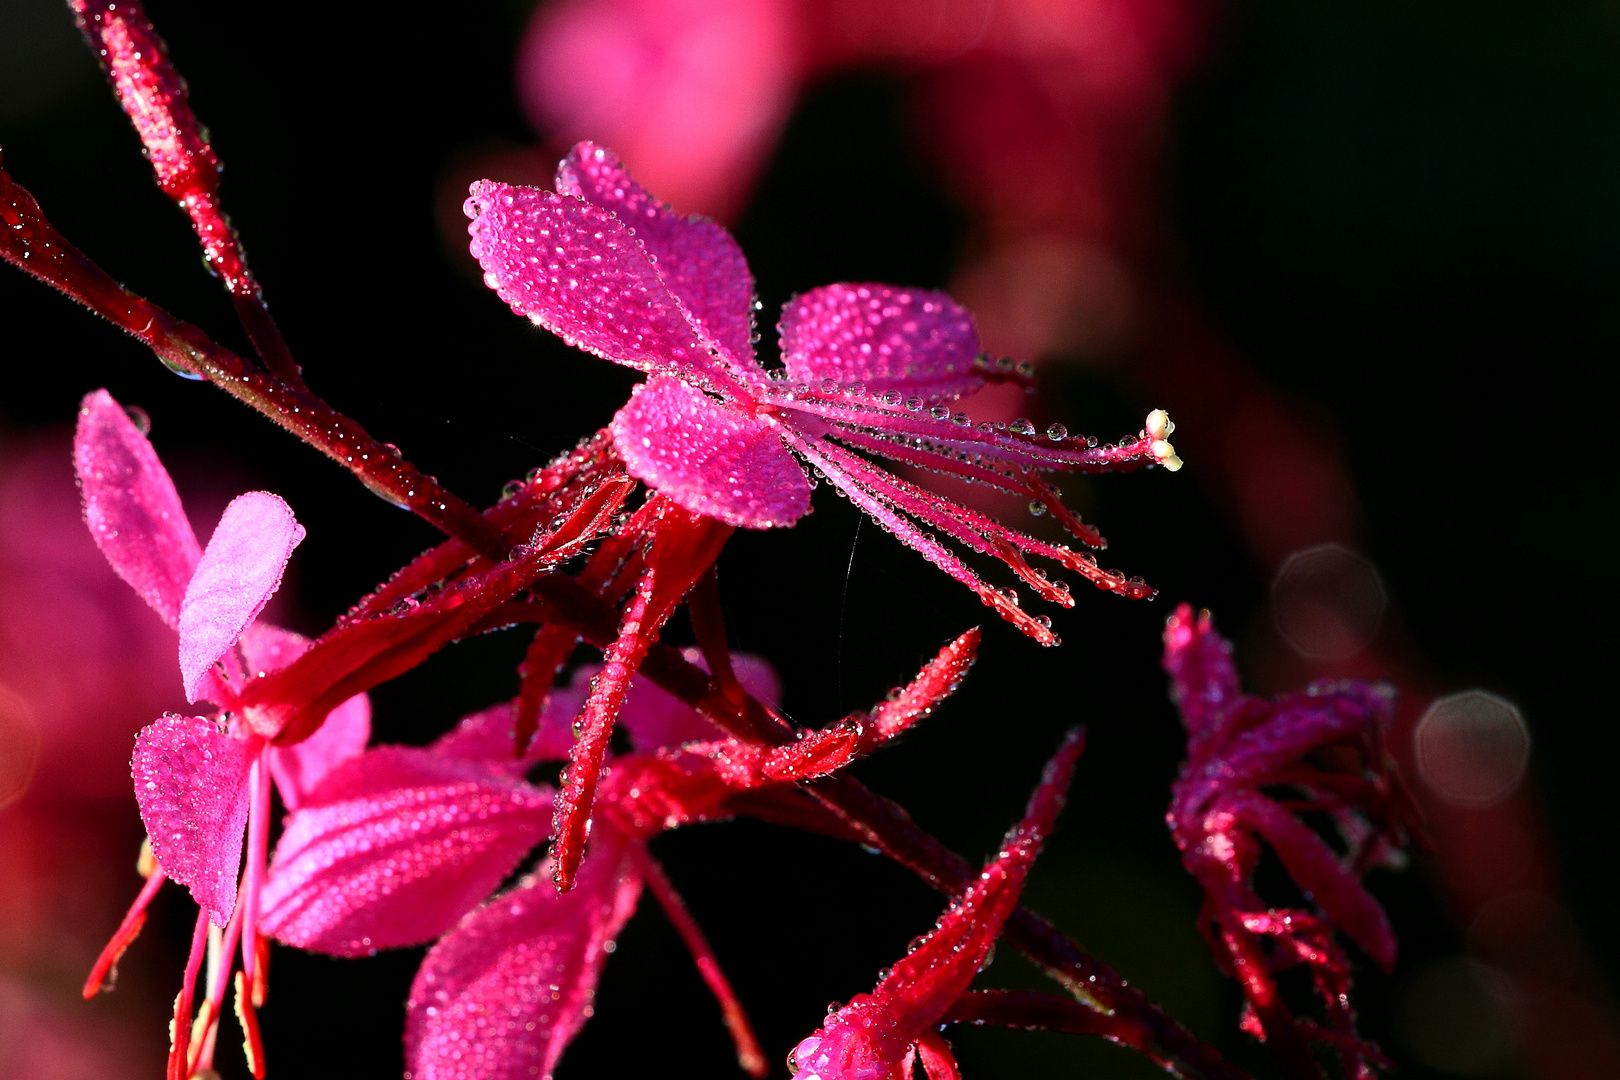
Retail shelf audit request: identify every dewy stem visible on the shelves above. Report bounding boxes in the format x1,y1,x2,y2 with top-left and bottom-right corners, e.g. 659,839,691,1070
0,162,507,559
68,0,308,391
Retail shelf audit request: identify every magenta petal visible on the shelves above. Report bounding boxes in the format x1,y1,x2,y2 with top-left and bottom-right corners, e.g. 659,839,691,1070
73,389,202,627
238,622,311,675
778,284,985,403
433,694,583,769
611,376,811,528
178,492,305,702
618,649,780,752
464,180,740,393
132,715,256,926
405,829,643,1080
267,692,370,811
258,747,553,956
556,142,759,373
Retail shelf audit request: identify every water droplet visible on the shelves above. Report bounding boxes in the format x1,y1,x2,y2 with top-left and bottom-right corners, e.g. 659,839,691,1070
1028,499,1047,517
122,405,151,434
1010,418,1035,436
905,397,924,411
157,353,206,380
1047,423,1068,441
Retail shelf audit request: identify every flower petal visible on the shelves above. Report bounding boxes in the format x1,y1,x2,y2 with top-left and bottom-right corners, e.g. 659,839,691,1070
617,648,779,752
132,715,255,926
778,284,984,403
258,746,553,957
556,142,760,375
465,180,742,394
73,389,202,627
237,621,310,675
267,691,370,811
405,829,643,1080
612,375,811,528
432,695,582,770
178,492,305,702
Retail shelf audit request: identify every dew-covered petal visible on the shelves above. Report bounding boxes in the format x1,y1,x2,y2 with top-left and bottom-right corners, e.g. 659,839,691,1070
611,376,810,528
258,747,553,957
778,284,984,403
73,389,202,627
178,492,304,702
618,648,780,752
556,142,759,374
404,829,643,1080
267,691,370,811
431,694,582,772
132,715,256,926
237,622,311,676
465,180,740,393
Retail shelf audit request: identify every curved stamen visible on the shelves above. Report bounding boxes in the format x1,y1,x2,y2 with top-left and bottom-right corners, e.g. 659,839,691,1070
83,862,168,998
811,439,1153,601
769,388,1173,471
779,427,1058,645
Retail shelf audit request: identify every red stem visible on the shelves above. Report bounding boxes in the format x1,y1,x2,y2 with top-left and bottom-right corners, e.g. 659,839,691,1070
0,163,506,557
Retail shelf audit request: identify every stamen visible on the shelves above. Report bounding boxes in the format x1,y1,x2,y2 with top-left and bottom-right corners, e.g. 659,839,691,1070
137,836,159,878
634,848,767,1077
83,864,167,997
780,428,1059,645
194,875,248,1078
240,751,271,988
252,934,270,1008
168,908,210,1080
235,970,267,1078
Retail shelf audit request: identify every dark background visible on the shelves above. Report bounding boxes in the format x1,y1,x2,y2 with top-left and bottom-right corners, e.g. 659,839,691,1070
2,0,1616,1077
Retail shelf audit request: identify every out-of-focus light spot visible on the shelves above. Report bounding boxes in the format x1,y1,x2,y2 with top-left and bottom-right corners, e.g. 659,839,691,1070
1270,542,1386,661
0,685,40,808
1397,956,1521,1075
1416,690,1530,808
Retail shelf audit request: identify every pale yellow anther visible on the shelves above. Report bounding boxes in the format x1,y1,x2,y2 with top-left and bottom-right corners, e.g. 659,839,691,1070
1145,409,1172,439
137,836,158,879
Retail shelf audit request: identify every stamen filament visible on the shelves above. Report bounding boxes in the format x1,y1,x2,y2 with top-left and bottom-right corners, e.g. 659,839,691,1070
633,848,767,1077
83,864,167,998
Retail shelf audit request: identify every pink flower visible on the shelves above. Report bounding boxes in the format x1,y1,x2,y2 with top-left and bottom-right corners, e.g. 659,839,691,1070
787,730,1084,1080
74,389,632,1079
1163,604,1414,1080
465,142,1181,649
73,389,350,1078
